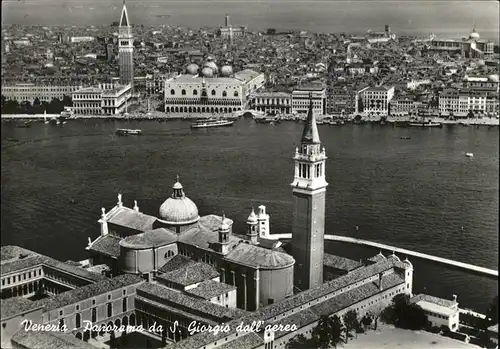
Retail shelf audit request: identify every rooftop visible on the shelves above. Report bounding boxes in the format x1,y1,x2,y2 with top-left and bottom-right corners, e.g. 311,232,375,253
1,297,43,320
185,279,237,300
324,253,364,272
415,300,458,317
410,293,458,309
156,262,219,286
158,254,196,273
32,274,144,312
214,332,263,349
105,206,157,232
88,234,121,258
12,328,96,349
120,228,178,249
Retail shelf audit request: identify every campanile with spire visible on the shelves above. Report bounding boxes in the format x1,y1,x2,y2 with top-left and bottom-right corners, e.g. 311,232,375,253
118,1,134,91
291,93,328,290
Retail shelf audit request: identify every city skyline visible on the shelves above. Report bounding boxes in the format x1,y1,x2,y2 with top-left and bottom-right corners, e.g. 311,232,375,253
2,0,499,42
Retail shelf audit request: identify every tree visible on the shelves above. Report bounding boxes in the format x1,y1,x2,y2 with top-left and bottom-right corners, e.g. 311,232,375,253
361,313,373,329
32,97,43,114
311,315,343,349
343,310,359,341
286,334,314,349
62,95,73,107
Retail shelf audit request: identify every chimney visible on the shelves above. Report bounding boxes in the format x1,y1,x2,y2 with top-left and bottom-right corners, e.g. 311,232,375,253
133,200,139,212
378,272,383,291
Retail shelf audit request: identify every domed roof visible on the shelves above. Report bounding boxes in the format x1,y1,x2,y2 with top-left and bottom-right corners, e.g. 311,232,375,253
220,65,233,77
159,178,200,225
200,67,214,78
469,27,480,40
186,63,199,75
204,61,218,74
247,208,258,224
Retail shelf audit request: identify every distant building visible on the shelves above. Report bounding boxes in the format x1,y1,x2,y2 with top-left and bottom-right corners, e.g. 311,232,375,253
411,294,460,332
72,83,132,116
428,26,495,58
292,85,326,116
252,92,292,115
70,36,95,44
218,14,246,40
164,59,264,115
327,86,357,116
359,85,395,116
438,88,498,117
118,2,134,91
1,84,83,104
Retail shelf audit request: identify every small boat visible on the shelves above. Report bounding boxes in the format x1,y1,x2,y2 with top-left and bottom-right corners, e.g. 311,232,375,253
116,128,142,136
69,198,77,204
400,136,411,140
408,121,442,128
465,153,474,158
255,116,280,124
191,118,234,128
329,120,345,126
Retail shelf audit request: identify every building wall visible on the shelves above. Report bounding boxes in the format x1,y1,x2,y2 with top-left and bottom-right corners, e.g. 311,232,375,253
1,309,43,349
423,309,459,331
259,267,294,306
1,84,82,103
120,244,178,275
292,190,326,291
292,90,325,115
209,288,237,308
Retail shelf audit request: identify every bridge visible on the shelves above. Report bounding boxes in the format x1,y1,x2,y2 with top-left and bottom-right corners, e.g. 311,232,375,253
234,109,265,118
266,233,498,279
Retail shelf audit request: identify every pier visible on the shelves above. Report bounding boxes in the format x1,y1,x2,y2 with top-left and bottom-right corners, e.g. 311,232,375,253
267,233,498,279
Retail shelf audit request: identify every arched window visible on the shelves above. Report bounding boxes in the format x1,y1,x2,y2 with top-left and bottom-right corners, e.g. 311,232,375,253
181,89,186,95
202,91,207,97
123,298,127,312
107,303,112,317
211,90,216,96
170,89,175,95
193,90,198,95
234,91,239,97
76,313,81,328
222,91,227,97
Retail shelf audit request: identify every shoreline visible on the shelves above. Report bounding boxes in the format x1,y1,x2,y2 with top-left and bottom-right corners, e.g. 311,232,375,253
1,113,499,127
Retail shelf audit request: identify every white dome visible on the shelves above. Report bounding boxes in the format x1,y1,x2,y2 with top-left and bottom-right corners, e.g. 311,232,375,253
488,74,499,83
204,61,218,74
200,67,214,78
469,27,480,40
186,63,199,75
247,208,258,224
220,65,233,77
159,180,200,225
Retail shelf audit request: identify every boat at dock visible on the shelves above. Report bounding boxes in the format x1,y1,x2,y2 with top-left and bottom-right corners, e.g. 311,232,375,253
465,153,474,158
116,128,142,136
191,117,234,129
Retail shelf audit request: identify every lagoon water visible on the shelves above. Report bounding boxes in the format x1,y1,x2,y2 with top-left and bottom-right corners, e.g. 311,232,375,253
1,119,498,312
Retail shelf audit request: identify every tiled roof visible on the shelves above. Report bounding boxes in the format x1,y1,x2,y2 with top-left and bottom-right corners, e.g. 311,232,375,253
1,252,105,283
257,258,408,320
214,332,263,349
120,228,177,249
309,273,404,317
225,242,295,269
136,283,247,321
233,69,261,83
271,308,319,339
324,253,363,272
185,280,237,300
158,254,196,273
32,274,144,312
12,328,96,349
88,234,122,258
1,245,38,261
156,262,219,286
0,297,43,320
106,206,157,231
410,293,458,308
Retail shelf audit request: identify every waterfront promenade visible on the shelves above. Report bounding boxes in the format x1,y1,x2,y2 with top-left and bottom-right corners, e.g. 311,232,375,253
268,233,499,279
2,112,499,126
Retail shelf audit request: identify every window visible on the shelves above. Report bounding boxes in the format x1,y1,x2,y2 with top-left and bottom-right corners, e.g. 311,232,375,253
222,91,227,97
58,319,64,328
211,90,216,96
108,294,111,300
182,89,186,95
193,90,198,95
123,298,127,312
123,289,127,295
92,308,97,322
170,89,175,95
92,299,96,305
76,313,81,328
59,310,63,316
234,91,239,97
76,305,80,311
107,303,112,317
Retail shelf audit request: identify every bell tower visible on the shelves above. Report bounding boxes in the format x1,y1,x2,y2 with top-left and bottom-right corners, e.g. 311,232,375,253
119,0,134,91
291,93,328,291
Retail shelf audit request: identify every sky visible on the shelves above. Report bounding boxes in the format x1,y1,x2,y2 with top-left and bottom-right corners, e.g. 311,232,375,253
1,0,499,41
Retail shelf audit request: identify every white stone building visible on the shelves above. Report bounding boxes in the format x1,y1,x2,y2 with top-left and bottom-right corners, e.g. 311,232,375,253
411,294,460,332
292,86,326,116
72,84,132,116
2,84,83,103
360,85,395,116
252,92,292,114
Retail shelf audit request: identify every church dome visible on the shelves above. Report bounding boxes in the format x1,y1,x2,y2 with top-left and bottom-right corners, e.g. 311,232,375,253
246,208,258,224
469,27,480,40
159,178,200,225
204,61,218,74
220,65,233,77
200,67,214,78
186,63,199,75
